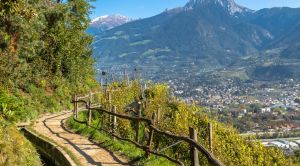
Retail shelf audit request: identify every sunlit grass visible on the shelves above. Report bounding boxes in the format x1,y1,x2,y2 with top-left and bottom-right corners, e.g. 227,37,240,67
67,112,175,166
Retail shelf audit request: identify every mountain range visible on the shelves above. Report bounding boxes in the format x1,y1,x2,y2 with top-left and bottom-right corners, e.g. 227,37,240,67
87,14,132,35
90,0,300,81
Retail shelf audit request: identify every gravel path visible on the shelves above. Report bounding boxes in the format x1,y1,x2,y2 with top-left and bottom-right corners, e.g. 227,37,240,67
33,111,128,166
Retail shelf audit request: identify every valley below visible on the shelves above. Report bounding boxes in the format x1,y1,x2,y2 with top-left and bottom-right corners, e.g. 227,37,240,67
89,0,300,161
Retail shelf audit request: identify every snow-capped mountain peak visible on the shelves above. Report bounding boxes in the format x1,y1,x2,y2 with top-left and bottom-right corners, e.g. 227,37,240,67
89,14,132,31
185,0,252,15
91,15,110,23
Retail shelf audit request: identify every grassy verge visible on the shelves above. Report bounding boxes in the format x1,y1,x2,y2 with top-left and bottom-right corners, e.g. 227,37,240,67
0,123,42,166
67,111,175,166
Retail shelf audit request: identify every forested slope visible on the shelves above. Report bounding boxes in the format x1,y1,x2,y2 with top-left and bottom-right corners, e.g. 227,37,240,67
0,0,97,165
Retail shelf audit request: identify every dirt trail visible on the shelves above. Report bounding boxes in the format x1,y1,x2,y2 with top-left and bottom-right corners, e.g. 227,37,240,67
33,111,128,166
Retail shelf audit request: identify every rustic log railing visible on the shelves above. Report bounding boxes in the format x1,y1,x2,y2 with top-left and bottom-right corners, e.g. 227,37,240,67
71,90,224,166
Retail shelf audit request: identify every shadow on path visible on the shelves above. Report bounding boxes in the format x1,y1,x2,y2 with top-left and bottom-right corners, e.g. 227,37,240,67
42,112,130,166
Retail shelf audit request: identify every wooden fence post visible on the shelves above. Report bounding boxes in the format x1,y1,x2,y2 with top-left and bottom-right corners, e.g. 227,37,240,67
112,105,117,141
157,108,161,125
74,94,78,119
112,73,115,82
189,127,199,166
140,84,145,99
108,91,112,126
123,70,127,86
105,77,108,93
126,73,130,86
209,123,213,153
145,112,156,157
100,78,103,90
108,91,112,111
135,102,142,143
88,91,92,126
133,68,136,80
73,94,76,118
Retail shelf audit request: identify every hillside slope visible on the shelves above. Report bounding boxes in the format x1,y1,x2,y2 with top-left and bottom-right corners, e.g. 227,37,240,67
91,0,300,80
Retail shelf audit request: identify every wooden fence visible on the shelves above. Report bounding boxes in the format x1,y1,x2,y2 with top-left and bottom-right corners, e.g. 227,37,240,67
72,89,225,166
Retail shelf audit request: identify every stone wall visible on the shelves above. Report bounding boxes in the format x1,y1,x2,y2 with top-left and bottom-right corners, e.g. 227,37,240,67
21,128,76,166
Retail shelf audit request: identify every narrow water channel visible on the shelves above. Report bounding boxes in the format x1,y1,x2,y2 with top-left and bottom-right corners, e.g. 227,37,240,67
21,129,61,166
37,149,56,166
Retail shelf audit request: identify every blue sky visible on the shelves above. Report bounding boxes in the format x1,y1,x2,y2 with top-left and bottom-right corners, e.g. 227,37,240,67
89,0,300,19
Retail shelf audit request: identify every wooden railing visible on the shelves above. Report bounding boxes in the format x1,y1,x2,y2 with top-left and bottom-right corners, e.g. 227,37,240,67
72,90,225,166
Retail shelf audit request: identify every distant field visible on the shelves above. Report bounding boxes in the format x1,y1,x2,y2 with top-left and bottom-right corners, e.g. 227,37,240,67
218,69,249,80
